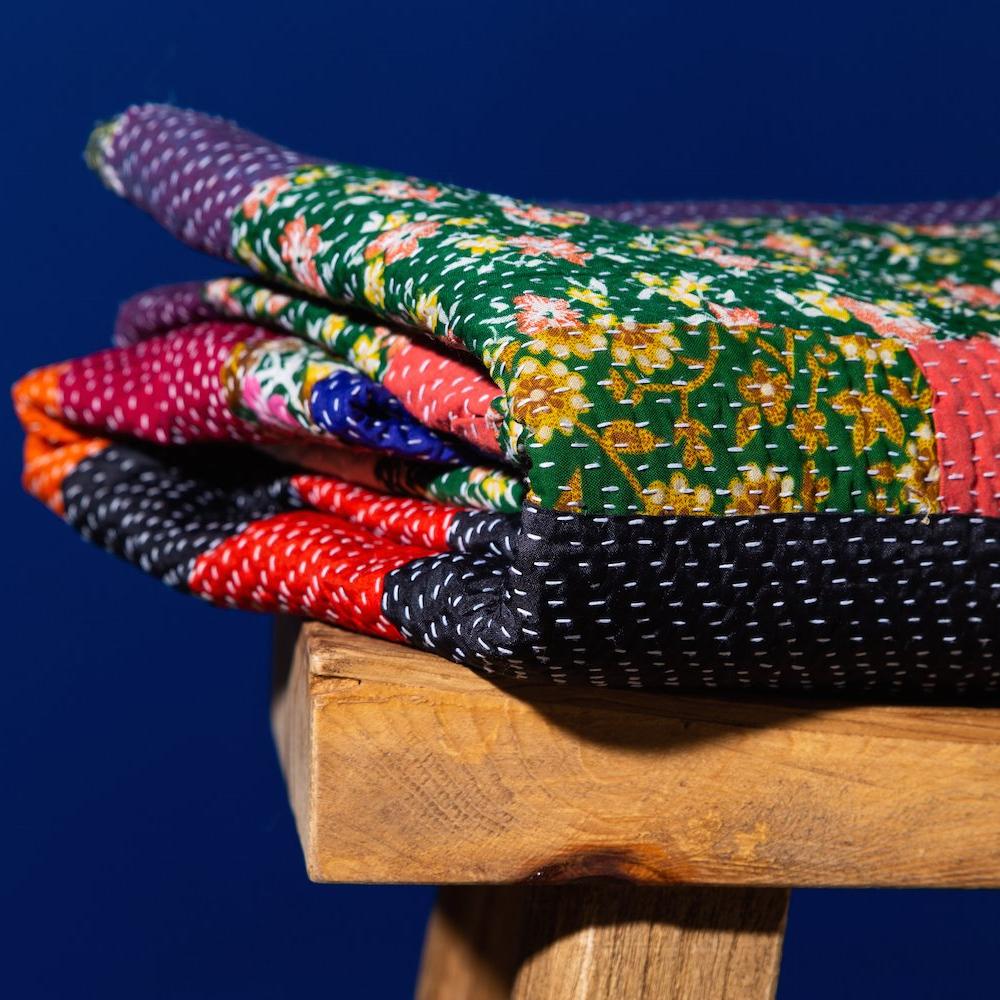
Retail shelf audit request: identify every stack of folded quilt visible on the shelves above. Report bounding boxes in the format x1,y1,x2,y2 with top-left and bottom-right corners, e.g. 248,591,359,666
14,104,1000,695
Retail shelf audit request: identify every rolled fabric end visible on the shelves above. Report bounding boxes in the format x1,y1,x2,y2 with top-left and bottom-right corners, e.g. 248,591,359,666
83,116,125,196
83,104,313,259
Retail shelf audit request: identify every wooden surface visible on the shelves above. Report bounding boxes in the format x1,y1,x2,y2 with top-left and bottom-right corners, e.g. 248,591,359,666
271,618,1000,887
416,885,788,1000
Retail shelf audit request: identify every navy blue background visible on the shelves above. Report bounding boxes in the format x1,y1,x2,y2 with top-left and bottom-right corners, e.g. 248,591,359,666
4,2,998,996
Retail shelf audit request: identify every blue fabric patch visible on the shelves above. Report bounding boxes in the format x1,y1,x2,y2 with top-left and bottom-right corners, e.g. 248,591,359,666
309,369,466,463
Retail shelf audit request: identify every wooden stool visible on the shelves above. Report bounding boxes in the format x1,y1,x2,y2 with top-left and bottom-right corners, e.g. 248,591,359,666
271,619,1000,999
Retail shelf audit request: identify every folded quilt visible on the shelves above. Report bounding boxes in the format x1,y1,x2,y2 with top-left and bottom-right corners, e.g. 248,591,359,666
14,104,1000,696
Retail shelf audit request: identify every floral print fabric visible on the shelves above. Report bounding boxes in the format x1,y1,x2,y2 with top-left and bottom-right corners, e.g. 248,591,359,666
227,164,1000,519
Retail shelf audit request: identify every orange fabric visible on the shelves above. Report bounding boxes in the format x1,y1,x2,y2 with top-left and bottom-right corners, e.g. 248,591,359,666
13,365,109,514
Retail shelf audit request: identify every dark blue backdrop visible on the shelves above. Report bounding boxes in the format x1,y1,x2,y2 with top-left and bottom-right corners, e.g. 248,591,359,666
4,2,998,996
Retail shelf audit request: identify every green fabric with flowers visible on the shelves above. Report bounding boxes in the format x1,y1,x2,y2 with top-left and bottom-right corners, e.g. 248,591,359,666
231,166,1000,517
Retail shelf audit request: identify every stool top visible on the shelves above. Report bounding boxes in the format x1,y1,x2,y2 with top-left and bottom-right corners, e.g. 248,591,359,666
272,619,1000,888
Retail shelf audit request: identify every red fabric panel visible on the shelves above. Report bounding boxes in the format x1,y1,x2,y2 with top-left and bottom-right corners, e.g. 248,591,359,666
188,511,430,640
909,337,1000,516
291,475,457,549
381,338,503,456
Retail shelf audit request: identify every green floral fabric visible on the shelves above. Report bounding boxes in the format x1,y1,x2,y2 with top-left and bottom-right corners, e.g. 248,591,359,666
205,276,398,384
230,165,1000,517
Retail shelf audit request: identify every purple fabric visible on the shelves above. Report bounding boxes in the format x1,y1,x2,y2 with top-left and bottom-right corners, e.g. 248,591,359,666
94,105,312,259
113,281,220,346
573,196,1000,227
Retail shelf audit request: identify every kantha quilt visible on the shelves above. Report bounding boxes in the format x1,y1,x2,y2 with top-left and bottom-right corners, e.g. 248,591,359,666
14,104,1000,696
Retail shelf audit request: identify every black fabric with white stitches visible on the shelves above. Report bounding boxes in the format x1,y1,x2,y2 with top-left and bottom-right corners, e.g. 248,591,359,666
447,510,519,560
383,506,1000,697
60,445,1000,697
63,444,301,590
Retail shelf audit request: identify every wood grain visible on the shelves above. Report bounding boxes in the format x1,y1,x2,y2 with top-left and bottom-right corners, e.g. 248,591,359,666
416,885,788,1000
271,618,1000,887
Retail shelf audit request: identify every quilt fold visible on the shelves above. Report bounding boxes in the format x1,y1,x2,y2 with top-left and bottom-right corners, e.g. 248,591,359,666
14,103,1000,695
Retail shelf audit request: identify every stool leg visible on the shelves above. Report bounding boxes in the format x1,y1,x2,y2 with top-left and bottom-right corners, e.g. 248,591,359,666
416,884,789,1000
